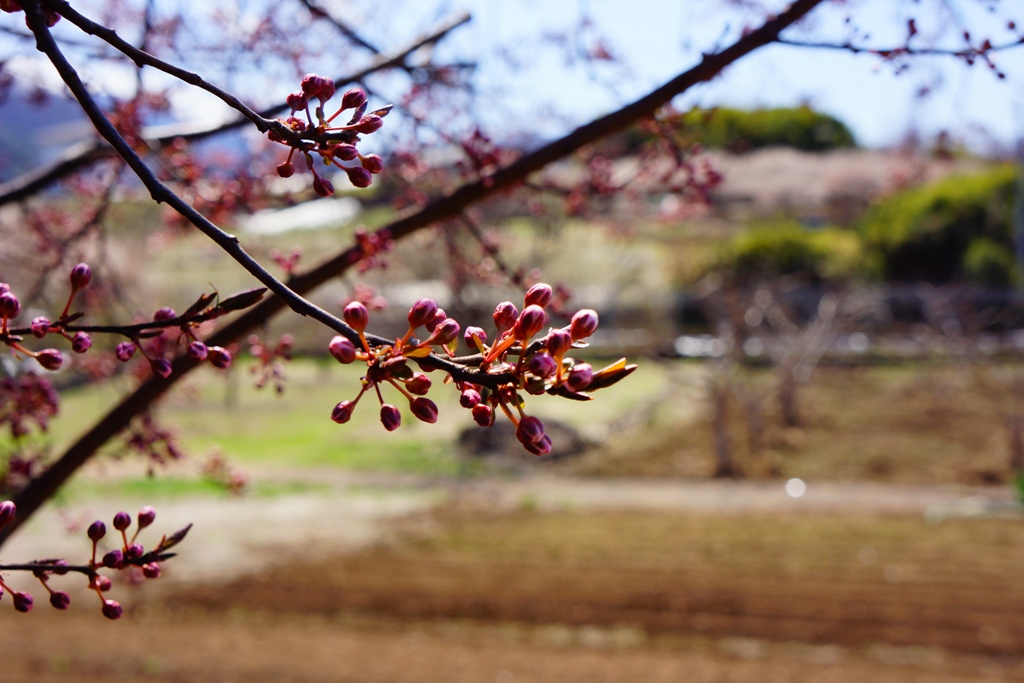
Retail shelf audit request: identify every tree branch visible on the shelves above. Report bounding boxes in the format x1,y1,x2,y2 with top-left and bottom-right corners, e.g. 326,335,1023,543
0,0,826,547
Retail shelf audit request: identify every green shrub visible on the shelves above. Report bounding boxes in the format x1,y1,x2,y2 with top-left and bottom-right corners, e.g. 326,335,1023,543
859,165,1020,283
718,222,863,282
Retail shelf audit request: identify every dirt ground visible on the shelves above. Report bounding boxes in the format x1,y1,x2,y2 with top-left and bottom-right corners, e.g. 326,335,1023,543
2,477,1023,682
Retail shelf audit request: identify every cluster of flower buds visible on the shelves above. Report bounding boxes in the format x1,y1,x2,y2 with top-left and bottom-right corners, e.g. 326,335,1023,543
0,501,190,620
353,225,394,272
247,333,293,393
113,303,233,379
327,283,635,455
268,74,391,196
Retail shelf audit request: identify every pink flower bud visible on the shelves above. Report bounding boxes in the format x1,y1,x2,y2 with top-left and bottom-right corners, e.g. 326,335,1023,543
0,291,20,319
407,298,438,330
317,77,336,101
71,331,92,354
343,301,369,332
546,329,572,357
207,346,232,369
345,166,373,188
410,397,438,424
430,318,460,346
570,309,599,341
333,144,359,161
150,358,173,378
276,161,295,178
30,316,50,338
566,363,593,392
142,563,161,579
102,549,124,568
329,336,357,363
125,542,144,561
153,307,176,322
13,591,33,613
331,400,355,424
341,88,367,110
460,389,481,409
312,174,335,197
300,73,324,97
188,341,208,361
464,326,487,349
425,309,447,334
523,434,553,457
113,511,131,531
493,301,518,333
286,90,307,111
524,283,553,308
361,154,384,174
472,403,494,427
101,599,123,620
380,404,402,432
354,114,383,134
405,372,431,396
514,305,547,341
49,591,70,610
36,349,63,371
115,341,136,362
94,575,112,592
70,262,92,290
0,500,15,529
87,520,105,541
528,352,557,379
516,415,546,445
137,506,156,529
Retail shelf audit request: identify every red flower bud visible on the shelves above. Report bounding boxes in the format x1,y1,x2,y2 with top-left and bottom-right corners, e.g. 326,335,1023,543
153,307,176,322
528,352,557,379
286,91,307,111
0,291,20,319
94,575,112,592
142,563,161,579
317,77,336,102
430,318,460,346
380,404,402,431
460,389,481,409
69,262,92,290
87,520,105,541
150,358,173,378
410,397,438,424
354,115,383,134
36,349,63,371
546,329,572,357
341,88,367,110
329,336,357,363
524,283,553,308
125,542,144,561
331,400,355,424
0,500,15,529
312,174,335,197
115,341,136,362
407,298,438,330
566,363,593,392
361,154,384,174
405,372,432,396
301,73,324,97
13,591,33,613
345,166,373,189
102,549,124,568
464,326,487,350
343,301,369,332
516,415,546,445
570,309,599,341
49,591,70,610
101,599,123,620
276,161,295,178
137,506,156,529
333,144,359,161
188,341,208,361
472,403,494,427
71,331,92,354
113,511,131,531
523,434,553,457
30,316,50,338
514,305,547,341
207,346,232,369
493,301,518,333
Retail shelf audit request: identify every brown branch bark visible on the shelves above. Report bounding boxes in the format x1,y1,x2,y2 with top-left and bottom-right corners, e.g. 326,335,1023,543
0,0,826,547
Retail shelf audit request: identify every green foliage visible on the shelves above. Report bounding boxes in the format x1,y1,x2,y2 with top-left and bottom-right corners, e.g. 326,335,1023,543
859,165,1020,284
717,222,863,282
641,106,856,153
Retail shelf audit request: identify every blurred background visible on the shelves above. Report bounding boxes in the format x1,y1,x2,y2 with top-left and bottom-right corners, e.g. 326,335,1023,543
2,1,1024,681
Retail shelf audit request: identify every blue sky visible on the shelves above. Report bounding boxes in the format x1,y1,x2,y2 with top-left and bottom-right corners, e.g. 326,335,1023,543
428,0,1024,153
